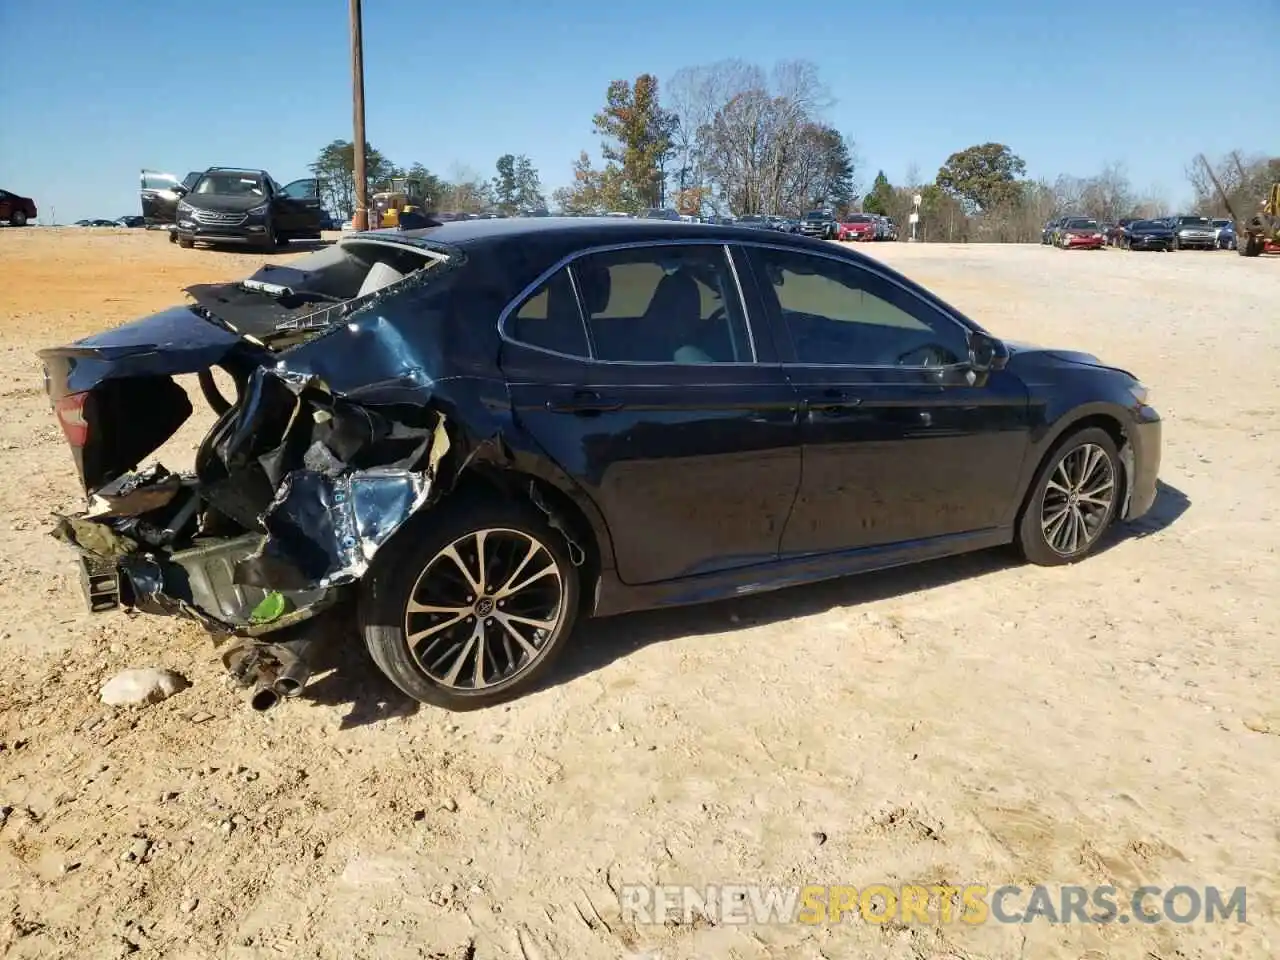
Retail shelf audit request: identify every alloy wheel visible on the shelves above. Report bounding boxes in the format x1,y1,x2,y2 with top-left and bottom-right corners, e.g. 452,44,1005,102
1040,443,1116,556
403,528,565,690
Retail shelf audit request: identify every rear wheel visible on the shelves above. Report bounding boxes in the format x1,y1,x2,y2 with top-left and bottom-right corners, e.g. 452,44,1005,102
1239,234,1262,257
1017,427,1121,566
10,210,27,226
359,497,580,710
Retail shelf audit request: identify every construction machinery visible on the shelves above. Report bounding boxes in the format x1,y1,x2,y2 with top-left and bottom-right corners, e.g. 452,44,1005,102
372,177,431,229
1197,153,1279,257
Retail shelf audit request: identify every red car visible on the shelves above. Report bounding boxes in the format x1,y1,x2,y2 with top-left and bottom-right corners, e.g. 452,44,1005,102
837,214,877,241
0,189,37,226
1057,217,1106,249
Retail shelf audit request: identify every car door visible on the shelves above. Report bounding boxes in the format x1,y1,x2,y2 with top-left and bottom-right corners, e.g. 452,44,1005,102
276,178,323,236
139,170,186,226
741,244,1031,558
499,241,801,585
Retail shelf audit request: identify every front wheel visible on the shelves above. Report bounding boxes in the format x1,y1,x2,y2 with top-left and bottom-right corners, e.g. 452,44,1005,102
359,498,581,710
1017,427,1121,566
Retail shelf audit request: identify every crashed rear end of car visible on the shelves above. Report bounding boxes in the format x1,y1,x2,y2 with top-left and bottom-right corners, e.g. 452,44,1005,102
39,234,470,710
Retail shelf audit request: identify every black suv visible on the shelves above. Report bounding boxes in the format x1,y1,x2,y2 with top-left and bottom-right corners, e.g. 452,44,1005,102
174,168,324,249
799,210,837,239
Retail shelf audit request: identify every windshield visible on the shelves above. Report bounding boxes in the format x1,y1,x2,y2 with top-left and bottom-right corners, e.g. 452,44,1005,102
804,211,827,220
845,215,872,223
1065,218,1099,230
1211,218,1231,227
1131,220,1164,229
1177,216,1211,226
194,172,266,198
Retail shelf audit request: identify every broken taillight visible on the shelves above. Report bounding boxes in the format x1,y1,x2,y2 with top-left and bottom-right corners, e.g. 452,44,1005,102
55,392,89,447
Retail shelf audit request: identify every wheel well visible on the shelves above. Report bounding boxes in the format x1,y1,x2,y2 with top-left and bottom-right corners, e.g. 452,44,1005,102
438,467,604,617
1015,413,1129,531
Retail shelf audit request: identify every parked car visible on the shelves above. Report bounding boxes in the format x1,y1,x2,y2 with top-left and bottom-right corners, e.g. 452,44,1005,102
116,215,147,228
172,168,324,250
881,217,898,241
734,215,772,230
836,214,877,242
639,208,682,221
40,218,1162,711
1107,219,1135,246
1215,219,1236,250
1056,218,1106,249
799,210,837,239
1119,219,1175,251
1041,219,1060,245
1168,215,1216,251
1210,218,1233,249
0,189,37,226
140,170,203,228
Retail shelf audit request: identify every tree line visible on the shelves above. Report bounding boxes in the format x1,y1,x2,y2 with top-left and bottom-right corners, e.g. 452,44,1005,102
310,58,1276,241
309,140,546,220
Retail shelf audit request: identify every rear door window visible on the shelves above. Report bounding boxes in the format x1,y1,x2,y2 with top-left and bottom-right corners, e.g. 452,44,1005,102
570,245,753,364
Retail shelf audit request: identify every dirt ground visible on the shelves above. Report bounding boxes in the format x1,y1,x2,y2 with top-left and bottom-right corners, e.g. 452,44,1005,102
0,227,1276,960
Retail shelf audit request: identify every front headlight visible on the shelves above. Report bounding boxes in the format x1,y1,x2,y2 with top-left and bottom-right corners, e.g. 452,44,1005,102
1129,382,1151,407
177,200,193,213
247,203,269,217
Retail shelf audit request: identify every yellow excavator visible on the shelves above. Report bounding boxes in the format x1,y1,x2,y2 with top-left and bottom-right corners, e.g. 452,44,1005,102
372,177,431,229
1197,154,1279,257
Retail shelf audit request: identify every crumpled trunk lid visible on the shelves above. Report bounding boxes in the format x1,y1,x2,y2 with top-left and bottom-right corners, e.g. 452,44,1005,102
38,305,260,492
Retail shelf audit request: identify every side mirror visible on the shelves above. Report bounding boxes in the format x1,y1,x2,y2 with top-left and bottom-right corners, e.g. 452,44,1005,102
968,331,1007,373
172,185,188,197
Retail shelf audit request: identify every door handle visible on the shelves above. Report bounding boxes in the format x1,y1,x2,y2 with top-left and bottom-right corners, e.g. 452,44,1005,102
805,390,862,418
545,390,624,414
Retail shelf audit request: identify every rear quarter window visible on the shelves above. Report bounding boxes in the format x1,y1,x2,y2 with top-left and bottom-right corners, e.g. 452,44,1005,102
507,268,590,357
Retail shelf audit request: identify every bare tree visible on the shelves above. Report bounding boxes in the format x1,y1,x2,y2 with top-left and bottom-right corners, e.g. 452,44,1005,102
665,60,763,207
685,58,852,216
1078,162,1135,221
1187,150,1280,217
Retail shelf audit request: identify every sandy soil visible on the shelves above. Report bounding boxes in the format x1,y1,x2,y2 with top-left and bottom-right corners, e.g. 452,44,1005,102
0,227,1277,960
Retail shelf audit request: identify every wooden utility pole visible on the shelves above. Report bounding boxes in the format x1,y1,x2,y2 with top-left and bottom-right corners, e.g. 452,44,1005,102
350,0,368,231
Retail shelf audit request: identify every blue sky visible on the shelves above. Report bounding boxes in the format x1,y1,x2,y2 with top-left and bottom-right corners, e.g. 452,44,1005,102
2,0,1275,222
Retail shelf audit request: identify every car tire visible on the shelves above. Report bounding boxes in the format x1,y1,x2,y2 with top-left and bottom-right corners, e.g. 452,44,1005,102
10,210,27,227
177,235,194,249
1016,427,1122,567
359,495,581,711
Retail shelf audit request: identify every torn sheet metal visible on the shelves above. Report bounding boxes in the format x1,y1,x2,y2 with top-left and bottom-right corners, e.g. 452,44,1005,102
235,416,452,590
85,464,182,518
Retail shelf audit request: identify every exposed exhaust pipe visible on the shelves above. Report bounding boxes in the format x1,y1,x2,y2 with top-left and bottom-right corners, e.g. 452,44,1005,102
271,658,312,698
223,632,318,712
250,682,281,712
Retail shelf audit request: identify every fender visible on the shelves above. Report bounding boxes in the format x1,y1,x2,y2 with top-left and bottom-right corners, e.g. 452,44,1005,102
1003,399,1138,528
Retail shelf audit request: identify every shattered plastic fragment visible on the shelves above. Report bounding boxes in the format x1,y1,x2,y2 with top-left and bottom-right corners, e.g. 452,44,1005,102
249,591,291,624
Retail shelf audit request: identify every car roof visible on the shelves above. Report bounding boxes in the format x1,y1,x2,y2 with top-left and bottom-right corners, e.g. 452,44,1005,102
382,215,840,249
